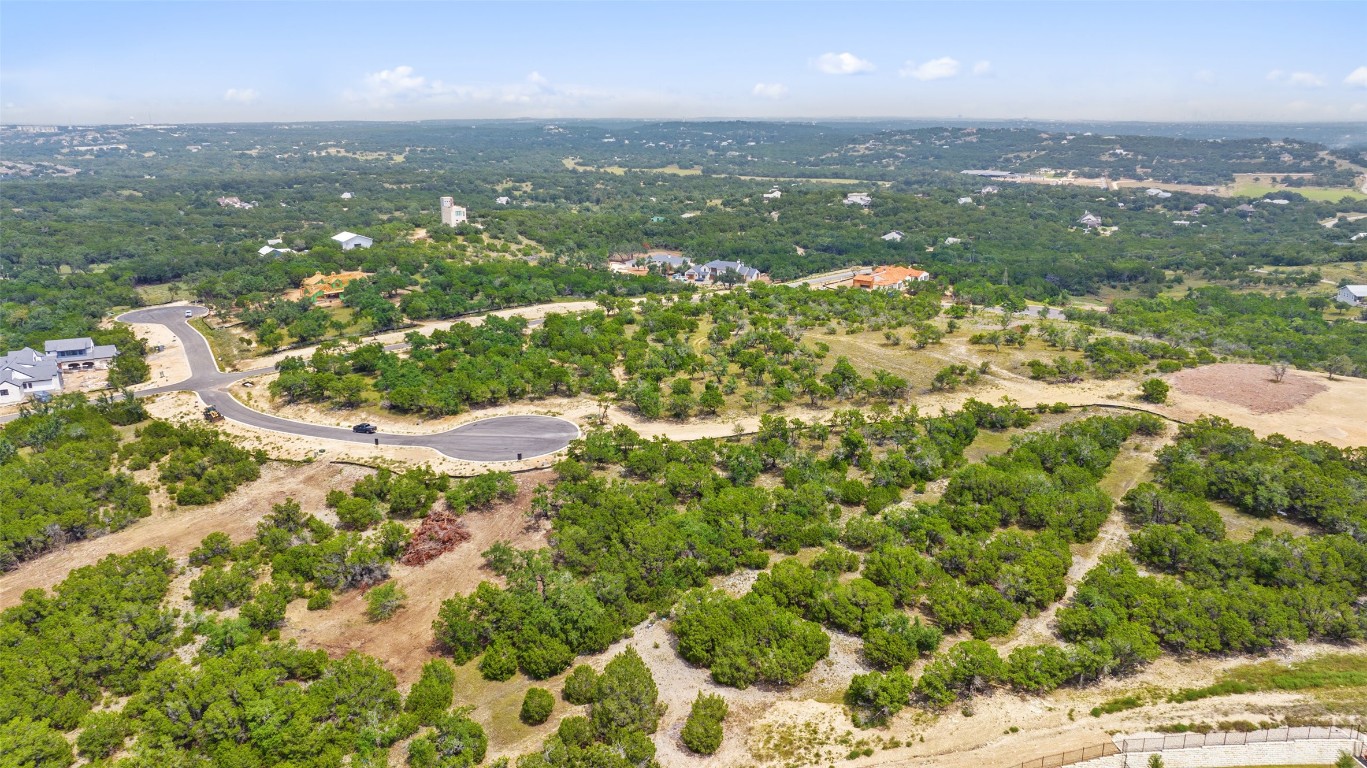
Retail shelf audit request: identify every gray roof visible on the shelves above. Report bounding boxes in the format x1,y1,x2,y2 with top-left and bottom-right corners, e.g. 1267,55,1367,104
1343,285,1367,298
5,347,42,365
45,337,93,353
91,344,118,359
0,349,60,387
700,260,761,280
646,253,690,268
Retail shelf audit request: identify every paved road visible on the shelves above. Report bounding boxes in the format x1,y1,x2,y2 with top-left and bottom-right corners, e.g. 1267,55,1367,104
76,307,580,462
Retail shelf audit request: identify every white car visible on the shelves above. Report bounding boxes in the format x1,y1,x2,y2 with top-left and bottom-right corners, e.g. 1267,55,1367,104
184,309,193,318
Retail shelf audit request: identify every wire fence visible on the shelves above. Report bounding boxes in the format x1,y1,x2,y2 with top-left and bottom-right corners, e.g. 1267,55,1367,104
1009,726,1364,768
1118,725,1362,752
1011,743,1119,768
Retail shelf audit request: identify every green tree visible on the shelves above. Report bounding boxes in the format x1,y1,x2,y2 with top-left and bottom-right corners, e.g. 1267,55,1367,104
0,718,73,768
680,691,728,754
1139,378,1170,404
590,647,663,741
521,687,554,725
406,660,457,726
562,665,601,705
365,581,407,622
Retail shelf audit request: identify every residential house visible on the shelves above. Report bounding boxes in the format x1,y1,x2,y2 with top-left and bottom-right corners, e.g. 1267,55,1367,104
1078,211,1103,228
642,253,692,274
1145,188,1173,198
440,197,468,227
0,348,62,405
852,266,931,291
683,260,764,283
844,193,872,207
45,338,117,371
258,245,292,256
287,271,374,304
958,196,974,205
881,231,904,242
1350,233,1366,242
331,231,373,250
762,188,782,200
495,196,511,205
944,237,962,245
1266,199,1290,205
340,192,354,200
1235,204,1257,213
980,185,1001,194
1337,285,1367,306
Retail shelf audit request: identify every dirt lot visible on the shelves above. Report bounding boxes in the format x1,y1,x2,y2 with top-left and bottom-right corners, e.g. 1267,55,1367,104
0,460,373,610
1166,363,1366,446
1169,363,1327,415
279,470,555,688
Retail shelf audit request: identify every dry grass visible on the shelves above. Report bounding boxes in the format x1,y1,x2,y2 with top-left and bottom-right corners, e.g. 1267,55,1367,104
1216,500,1316,542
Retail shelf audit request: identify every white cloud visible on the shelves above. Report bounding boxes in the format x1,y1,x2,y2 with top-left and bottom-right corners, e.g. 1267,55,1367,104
1345,66,1367,89
813,52,875,75
223,88,259,104
752,82,788,99
1266,69,1326,87
1193,69,1216,84
972,60,992,76
900,57,961,81
342,66,678,117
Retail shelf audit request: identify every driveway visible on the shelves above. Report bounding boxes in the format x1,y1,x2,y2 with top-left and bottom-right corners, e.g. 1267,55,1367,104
58,306,580,462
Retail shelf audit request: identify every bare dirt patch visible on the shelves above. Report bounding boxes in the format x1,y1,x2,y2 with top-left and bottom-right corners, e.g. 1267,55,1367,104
1169,363,1326,415
0,461,372,609
278,469,555,687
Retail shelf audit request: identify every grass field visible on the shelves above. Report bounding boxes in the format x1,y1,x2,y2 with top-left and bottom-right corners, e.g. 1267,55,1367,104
136,281,195,305
561,157,701,175
1231,181,1367,202
189,317,245,369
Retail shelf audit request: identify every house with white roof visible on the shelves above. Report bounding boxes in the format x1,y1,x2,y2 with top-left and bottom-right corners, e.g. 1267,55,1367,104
844,193,872,207
763,188,782,200
440,197,468,227
1337,285,1367,306
1146,188,1173,198
958,196,974,205
882,231,905,242
683,260,764,284
332,231,373,251
642,253,692,274
1078,211,1103,228
495,196,511,205
0,348,62,405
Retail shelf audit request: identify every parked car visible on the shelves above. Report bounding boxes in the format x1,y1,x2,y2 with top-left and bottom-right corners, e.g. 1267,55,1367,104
352,423,377,434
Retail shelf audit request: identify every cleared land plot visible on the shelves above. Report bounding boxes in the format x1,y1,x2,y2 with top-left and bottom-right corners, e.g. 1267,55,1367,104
1231,180,1367,201
1168,364,1327,415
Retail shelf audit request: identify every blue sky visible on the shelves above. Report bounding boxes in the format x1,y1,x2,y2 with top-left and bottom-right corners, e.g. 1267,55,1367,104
2,1,1364,124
